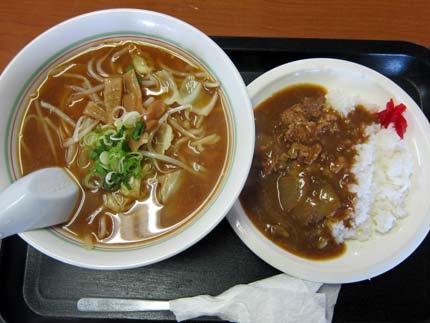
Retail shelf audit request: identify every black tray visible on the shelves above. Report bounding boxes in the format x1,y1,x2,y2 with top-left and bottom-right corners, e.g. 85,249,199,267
1,37,430,323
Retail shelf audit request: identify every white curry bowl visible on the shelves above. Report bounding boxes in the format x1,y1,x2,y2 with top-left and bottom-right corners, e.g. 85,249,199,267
0,9,254,269
227,58,430,283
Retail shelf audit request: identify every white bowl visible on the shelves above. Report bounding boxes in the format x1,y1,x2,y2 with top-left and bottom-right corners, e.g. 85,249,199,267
227,58,430,283
0,9,254,269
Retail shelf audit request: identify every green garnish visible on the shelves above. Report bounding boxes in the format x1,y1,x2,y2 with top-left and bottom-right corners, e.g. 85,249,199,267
94,162,107,177
88,150,98,160
132,121,145,141
82,118,150,191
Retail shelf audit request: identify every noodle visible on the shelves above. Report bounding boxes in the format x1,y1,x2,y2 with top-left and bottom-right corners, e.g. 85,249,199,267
88,57,104,83
140,150,196,174
96,53,110,77
40,101,76,127
35,100,57,161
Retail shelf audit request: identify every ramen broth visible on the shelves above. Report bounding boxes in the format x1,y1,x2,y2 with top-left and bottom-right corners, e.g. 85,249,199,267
19,40,230,247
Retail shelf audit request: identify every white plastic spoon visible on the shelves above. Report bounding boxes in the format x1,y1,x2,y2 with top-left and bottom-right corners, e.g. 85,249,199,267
0,167,81,239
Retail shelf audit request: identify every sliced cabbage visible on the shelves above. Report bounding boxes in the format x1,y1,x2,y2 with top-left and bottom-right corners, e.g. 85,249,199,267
178,75,203,105
191,91,219,116
102,192,129,213
155,70,180,104
158,170,183,203
154,123,173,154
141,162,155,178
120,176,141,199
131,53,153,74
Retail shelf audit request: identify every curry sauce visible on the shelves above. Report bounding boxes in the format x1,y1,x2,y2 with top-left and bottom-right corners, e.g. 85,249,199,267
240,84,377,259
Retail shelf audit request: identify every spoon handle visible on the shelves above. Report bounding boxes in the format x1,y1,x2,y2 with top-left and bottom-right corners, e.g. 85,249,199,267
77,298,170,312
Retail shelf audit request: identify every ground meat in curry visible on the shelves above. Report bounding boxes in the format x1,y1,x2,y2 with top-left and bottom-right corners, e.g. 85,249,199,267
240,84,377,259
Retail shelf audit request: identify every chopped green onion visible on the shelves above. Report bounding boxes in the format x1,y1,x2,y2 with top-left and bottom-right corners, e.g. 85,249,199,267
80,122,153,192
121,141,131,152
123,179,132,190
88,150,98,160
94,162,107,176
132,121,145,141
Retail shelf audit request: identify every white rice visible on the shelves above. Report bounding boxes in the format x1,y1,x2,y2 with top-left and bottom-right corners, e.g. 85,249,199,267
326,92,413,243
326,89,378,117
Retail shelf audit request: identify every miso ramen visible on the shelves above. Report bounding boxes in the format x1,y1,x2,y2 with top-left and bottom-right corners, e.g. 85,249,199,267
19,40,231,248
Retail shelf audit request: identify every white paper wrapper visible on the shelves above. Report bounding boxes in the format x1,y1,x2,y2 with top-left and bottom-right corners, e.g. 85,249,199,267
170,274,340,323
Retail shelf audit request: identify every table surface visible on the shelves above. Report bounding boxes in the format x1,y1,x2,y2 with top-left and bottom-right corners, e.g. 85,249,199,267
1,0,430,72
0,2,429,321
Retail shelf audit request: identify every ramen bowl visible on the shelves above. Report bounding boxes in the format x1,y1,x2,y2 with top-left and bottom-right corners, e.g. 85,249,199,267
0,9,254,269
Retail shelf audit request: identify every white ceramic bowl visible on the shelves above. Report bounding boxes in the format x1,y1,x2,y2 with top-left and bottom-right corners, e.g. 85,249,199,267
0,9,254,269
227,58,430,283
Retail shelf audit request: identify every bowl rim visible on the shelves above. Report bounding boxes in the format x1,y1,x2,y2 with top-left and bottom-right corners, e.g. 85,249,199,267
0,8,255,269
